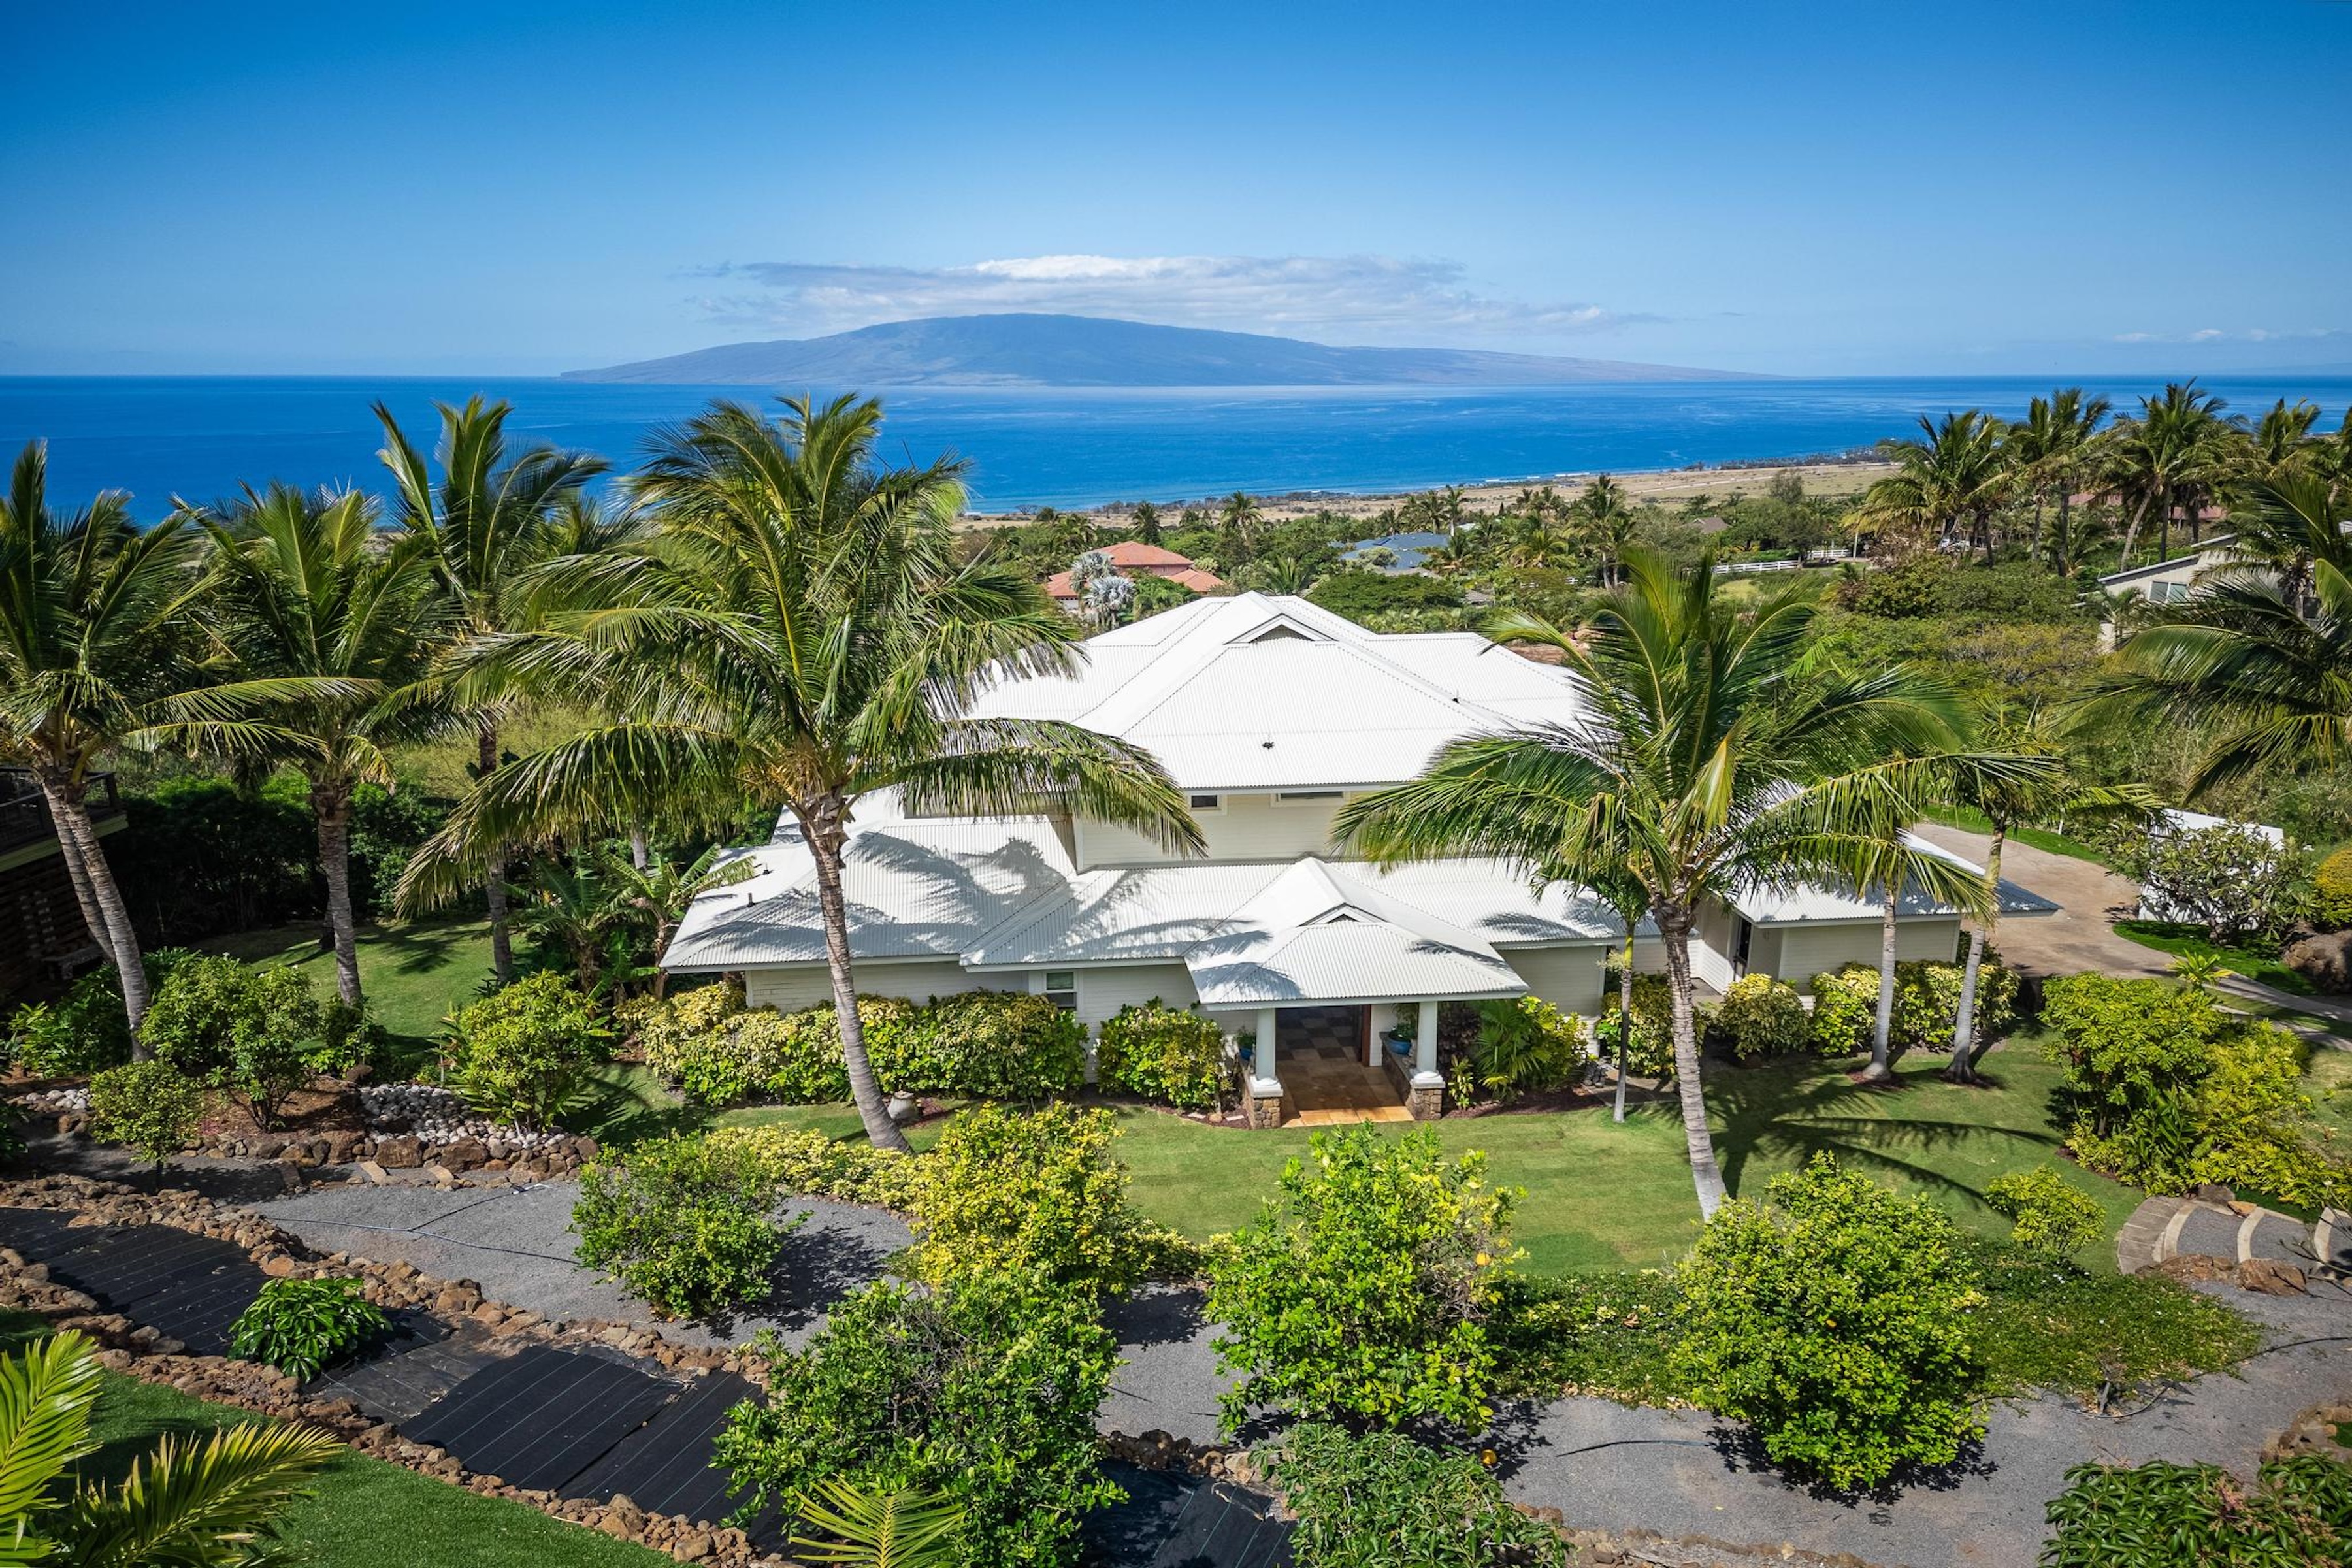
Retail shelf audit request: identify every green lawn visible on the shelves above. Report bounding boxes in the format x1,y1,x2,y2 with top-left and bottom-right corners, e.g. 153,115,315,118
0,1313,662,1568
1921,804,2114,866
2112,919,2317,996
203,915,498,1055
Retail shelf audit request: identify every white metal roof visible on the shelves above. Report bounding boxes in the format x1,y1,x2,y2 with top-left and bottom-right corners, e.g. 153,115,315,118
1187,920,1527,1009
1729,833,2060,925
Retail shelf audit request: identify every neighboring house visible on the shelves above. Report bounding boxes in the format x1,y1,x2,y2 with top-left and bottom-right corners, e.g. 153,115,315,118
663,593,2054,1126
1043,541,1223,606
0,767,123,998
2097,531,2251,611
1342,531,1450,571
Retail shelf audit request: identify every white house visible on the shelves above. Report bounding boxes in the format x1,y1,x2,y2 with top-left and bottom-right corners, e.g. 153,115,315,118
662,592,2055,1126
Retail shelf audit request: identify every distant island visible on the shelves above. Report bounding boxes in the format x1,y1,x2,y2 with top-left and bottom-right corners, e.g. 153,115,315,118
563,312,1761,387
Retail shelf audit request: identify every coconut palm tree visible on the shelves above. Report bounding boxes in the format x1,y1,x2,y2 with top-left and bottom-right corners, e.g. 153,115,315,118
187,483,436,1007
0,443,218,1039
2105,382,2235,566
607,843,755,996
2246,398,2322,481
2212,472,2352,604
1,1329,342,1566
1218,491,1264,555
398,395,1202,1152
1338,549,1989,1217
1858,410,2010,556
376,396,612,984
2004,389,2111,571
1574,474,1637,586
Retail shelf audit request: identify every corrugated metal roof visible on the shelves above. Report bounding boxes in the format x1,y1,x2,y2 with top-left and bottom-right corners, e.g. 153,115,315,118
1731,834,2061,924
1188,921,1527,1008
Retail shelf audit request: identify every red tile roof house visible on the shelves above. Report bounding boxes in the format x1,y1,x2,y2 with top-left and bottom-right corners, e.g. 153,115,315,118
1043,541,1225,606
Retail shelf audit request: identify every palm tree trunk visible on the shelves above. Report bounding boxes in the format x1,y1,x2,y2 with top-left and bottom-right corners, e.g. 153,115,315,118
1612,934,1633,1124
312,779,363,1008
479,724,513,985
1657,907,1727,1219
1946,825,2004,1084
35,768,152,1045
630,826,651,871
1863,882,1899,1083
804,794,911,1154
2053,489,2073,573
2118,493,2154,570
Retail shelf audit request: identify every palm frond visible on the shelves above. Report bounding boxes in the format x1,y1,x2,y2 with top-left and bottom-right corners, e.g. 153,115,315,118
0,1331,105,1561
789,1477,966,1568
54,1418,341,1568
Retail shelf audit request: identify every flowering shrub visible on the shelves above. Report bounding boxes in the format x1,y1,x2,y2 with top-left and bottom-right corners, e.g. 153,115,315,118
1984,1168,2107,1258
1096,1000,1228,1110
1465,996,1587,1102
907,1103,1164,1294
444,972,608,1130
1671,1153,1985,1490
1207,1126,1519,1432
572,1132,803,1318
717,1274,1120,1568
1709,974,1811,1061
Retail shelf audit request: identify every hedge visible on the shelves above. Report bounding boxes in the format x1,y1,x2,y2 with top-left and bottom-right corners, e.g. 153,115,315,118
1096,1000,1228,1111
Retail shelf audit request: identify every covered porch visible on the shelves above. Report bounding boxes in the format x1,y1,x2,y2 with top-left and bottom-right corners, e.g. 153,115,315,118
1233,1000,1447,1128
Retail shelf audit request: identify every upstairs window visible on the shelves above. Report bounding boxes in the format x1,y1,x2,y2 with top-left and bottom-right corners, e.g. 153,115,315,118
1187,792,1224,813
1274,790,1343,805
1042,970,1078,1011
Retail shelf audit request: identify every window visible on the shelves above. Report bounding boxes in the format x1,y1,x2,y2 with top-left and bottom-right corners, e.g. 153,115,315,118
1187,792,1224,813
1273,790,1343,805
1042,970,1078,1010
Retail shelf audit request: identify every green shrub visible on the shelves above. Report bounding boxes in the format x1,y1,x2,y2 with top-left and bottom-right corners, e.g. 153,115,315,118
717,1275,1120,1568
1096,1000,1227,1111
1207,1126,1519,1432
2041,973,2221,1190
572,1134,802,1318
3,968,133,1077
1808,960,2019,1058
1263,1422,1569,1568
1808,966,1876,1055
2317,845,2352,928
2183,1024,2351,1211
885,990,1085,1100
1466,996,1587,1102
443,972,608,1130
703,1125,924,1210
1710,975,1810,1061
0,1117,22,1167
143,955,325,1128
907,1103,1164,1294
1595,969,1676,1077
85,1060,204,1172
1671,1153,1985,1490
1984,1168,2108,1258
2040,1456,2352,1567
229,1276,388,1380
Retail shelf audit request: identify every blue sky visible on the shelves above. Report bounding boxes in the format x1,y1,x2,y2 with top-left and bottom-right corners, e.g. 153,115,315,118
5,0,2347,377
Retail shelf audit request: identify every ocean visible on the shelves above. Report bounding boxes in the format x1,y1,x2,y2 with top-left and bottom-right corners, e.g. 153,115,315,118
3,374,2347,517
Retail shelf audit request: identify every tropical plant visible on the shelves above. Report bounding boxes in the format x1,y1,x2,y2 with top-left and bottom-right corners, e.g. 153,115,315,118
0,442,218,1041
0,1329,342,1567
1859,410,2010,555
2040,1456,2352,1568
141,955,326,1128
789,1478,966,1568
1094,1000,1227,1111
2104,382,2236,567
3,969,133,1077
228,1275,389,1381
1262,1422,1570,1568
1129,499,1162,546
2004,389,2112,572
398,395,1201,1152
1339,549,1994,1215
1465,995,1586,1101
605,843,755,991
504,853,627,993
1983,1168,2106,1259
1574,472,1636,585
84,1060,204,1178
572,1132,801,1318
442,971,608,1129
376,397,612,983
1217,489,1265,553
185,482,436,1007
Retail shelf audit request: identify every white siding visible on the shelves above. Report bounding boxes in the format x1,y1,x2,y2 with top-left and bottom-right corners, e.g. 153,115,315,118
1690,901,1739,991
1774,918,1964,989
1078,792,1350,868
1505,945,1608,1015
1053,962,1199,1030
742,960,1003,1011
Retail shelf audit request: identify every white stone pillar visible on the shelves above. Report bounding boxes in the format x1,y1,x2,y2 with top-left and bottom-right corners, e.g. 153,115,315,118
1413,1001,1442,1090
1252,1007,1281,1095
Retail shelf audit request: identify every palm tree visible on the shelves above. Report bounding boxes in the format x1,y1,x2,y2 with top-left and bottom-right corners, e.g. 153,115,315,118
188,483,435,1007
1338,549,1987,1217
1131,500,1163,547
0,443,212,1039
376,396,611,983
399,395,1202,1152
1575,474,1636,586
608,843,754,996
2,1330,342,1566
1218,491,1264,555
790,1477,965,1568
2246,398,2321,480
2105,382,2234,566
1857,411,2009,556
2212,472,2352,604
2004,389,2110,572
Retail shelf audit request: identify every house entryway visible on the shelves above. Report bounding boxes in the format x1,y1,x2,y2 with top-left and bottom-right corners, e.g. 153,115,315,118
1275,1005,1412,1126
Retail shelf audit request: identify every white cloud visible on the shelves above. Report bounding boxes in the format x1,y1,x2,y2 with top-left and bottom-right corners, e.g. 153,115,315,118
2112,325,2347,345
686,254,1653,344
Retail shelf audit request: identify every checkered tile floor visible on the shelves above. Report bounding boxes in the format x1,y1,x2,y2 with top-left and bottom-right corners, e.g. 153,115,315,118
1273,1007,1413,1125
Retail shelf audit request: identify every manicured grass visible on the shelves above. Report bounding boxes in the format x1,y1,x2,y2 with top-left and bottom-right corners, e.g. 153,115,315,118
202,915,498,1053
2112,919,2316,996
1921,804,2114,866
0,1313,663,1568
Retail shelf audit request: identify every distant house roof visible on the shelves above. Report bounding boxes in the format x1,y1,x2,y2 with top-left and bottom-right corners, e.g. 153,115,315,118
1094,541,1197,568
1344,531,1450,571
1043,542,1223,601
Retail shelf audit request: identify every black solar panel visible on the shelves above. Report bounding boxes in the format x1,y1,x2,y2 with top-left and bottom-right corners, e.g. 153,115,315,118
404,1343,680,1493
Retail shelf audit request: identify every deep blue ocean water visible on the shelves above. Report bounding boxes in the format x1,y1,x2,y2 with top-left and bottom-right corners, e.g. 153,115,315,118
3,374,2347,517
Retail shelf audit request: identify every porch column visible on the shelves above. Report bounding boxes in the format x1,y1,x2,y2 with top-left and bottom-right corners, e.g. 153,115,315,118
1407,1000,1445,1119
1244,1006,1284,1130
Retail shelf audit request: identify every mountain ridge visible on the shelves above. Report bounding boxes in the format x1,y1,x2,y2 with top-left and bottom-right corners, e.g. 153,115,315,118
563,312,1761,387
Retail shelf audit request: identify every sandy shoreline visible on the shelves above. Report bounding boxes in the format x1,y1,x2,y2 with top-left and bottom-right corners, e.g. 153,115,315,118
962,457,1895,526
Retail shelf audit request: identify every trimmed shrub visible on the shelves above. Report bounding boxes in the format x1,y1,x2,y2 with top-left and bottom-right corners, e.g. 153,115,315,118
1465,996,1588,1102
2183,1024,2349,1211
1596,969,1676,1078
1671,1153,1985,1490
1984,1168,2107,1258
229,1276,388,1380
1710,974,1810,1061
85,1060,204,1171
717,1274,1120,1568
1263,1422,1569,1568
1207,1126,1519,1433
572,1133,803,1318
906,1103,1162,1295
703,1124,924,1210
1809,959,2020,1058
444,972,608,1130
2040,1456,2352,1567
1808,966,1877,1055
2317,845,2352,929
885,990,1086,1100
1097,1000,1228,1111
3,968,134,1077
2042,973,2227,1192
143,955,327,1128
